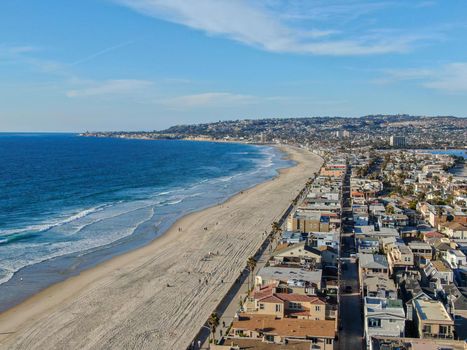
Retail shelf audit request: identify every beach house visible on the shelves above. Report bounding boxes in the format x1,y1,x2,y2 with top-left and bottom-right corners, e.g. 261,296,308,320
363,297,406,350
229,314,336,349
412,299,455,339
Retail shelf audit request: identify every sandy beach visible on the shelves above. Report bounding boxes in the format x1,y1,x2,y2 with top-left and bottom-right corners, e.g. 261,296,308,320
0,145,323,350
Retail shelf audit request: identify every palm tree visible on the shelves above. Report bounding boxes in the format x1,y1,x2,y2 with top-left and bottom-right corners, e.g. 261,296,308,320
247,256,257,294
207,312,220,343
268,234,275,253
271,221,281,234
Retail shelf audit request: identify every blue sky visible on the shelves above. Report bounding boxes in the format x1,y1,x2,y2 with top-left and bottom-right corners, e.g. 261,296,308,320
1,0,466,131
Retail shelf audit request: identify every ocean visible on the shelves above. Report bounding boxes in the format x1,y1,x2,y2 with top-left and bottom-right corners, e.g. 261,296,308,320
0,134,292,310
425,149,466,176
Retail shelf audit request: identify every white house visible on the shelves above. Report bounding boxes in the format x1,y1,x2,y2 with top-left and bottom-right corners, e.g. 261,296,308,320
444,249,466,269
364,297,406,350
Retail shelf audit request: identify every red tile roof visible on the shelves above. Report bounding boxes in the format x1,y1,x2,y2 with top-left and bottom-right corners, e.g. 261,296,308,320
275,293,325,304
260,295,284,304
232,314,335,338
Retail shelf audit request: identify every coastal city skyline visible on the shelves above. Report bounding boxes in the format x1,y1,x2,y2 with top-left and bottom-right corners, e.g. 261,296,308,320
0,2,466,350
2,0,467,132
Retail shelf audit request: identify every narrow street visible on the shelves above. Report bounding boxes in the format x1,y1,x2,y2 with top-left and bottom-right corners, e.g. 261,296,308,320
338,164,363,350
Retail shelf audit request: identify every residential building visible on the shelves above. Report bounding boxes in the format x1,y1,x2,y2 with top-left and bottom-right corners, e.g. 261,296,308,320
363,276,397,299
288,211,331,233
444,248,467,269
255,266,322,295
229,314,336,349
280,231,307,244
440,222,467,240
387,242,414,275
422,260,454,286
408,241,433,261
364,297,406,350
271,243,322,269
371,336,466,350
245,288,327,320
358,254,389,286
412,299,454,339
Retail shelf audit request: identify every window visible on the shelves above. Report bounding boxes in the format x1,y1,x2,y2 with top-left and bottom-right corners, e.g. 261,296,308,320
423,325,431,334
439,325,449,335
368,318,381,327
265,335,274,342
315,306,321,311
275,304,281,312
289,302,301,309
326,339,333,344
259,303,264,310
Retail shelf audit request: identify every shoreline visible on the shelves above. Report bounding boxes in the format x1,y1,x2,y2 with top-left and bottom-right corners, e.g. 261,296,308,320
0,141,289,313
0,145,323,350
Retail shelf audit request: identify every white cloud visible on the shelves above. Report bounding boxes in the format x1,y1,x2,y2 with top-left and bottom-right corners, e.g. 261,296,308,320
378,62,467,93
66,79,154,97
0,44,38,62
423,63,467,93
161,92,256,109
113,0,424,56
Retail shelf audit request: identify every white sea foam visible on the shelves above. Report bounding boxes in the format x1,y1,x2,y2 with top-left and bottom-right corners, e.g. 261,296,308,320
0,205,107,238
0,145,287,287
0,205,155,286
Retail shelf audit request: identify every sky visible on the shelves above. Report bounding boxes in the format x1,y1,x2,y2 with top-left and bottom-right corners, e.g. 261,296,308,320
1,0,467,131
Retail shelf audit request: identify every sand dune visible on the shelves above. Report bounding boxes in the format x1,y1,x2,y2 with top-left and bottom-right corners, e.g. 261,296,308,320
0,145,322,350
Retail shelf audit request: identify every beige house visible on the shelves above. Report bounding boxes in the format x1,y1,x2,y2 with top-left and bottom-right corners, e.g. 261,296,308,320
408,241,433,260
439,221,467,240
413,299,454,339
358,253,389,286
245,285,327,320
255,266,322,295
229,314,336,349
386,242,414,275
271,243,322,268
288,211,330,233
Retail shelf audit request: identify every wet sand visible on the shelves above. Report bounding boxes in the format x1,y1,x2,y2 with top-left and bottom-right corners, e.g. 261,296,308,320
0,145,323,350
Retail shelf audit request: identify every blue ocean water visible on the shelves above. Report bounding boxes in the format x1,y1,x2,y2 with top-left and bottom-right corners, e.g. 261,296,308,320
426,149,466,159
0,134,291,293
425,149,466,175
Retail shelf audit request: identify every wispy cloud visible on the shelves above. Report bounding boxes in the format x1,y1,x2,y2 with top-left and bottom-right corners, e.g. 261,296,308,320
70,41,135,66
0,44,39,63
377,62,467,93
66,79,154,97
423,63,467,93
113,0,428,56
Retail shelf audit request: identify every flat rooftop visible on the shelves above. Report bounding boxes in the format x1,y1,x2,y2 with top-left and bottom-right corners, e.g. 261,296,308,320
413,299,452,322
371,336,466,350
408,241,432,249
257,266,322,283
